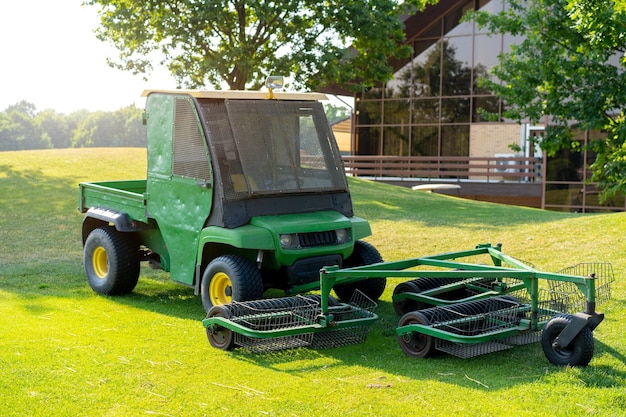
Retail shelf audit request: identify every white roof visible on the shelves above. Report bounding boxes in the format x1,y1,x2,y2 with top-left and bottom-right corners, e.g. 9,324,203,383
141,89,328,101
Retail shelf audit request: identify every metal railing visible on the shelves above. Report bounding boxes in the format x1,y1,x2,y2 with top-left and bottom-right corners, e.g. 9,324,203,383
341,155,542,183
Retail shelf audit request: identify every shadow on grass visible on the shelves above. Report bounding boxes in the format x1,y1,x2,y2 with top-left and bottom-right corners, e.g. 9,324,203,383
0,164,84,269
6,261,624,393
224,298,626,391
0,163,78,218
1,262,205,322
89,270,206,321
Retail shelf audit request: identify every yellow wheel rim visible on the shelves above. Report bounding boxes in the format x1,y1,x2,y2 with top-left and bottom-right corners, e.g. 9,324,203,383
209,272,233,305
92,246,109,279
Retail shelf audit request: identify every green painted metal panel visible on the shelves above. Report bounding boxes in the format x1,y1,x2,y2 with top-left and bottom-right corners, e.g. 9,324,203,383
349,216,372,240
145,93,214,285
250,210,352,234
197,225,275,251
250,211,355,265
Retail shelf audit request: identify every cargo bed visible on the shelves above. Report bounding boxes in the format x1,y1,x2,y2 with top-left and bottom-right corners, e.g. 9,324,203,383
78,179,148,222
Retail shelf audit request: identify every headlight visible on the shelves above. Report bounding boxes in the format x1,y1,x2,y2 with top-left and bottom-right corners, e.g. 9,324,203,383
335,228,351,244
279,233,299,249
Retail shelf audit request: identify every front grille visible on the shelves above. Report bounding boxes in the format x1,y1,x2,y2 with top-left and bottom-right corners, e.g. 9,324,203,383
298,231,337,247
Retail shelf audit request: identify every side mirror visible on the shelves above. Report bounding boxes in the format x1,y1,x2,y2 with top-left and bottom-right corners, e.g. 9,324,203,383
265,76,284,91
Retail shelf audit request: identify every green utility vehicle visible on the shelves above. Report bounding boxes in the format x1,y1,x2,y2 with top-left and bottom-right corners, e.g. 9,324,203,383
78,84,385,312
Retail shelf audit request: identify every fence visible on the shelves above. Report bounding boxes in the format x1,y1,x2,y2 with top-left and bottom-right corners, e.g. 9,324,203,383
341,155,542,183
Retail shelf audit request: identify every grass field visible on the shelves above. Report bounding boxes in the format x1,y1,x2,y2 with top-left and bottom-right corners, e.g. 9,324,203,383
1,148,625,416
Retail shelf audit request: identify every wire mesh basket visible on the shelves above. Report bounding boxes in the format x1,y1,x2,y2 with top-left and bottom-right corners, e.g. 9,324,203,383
463,276,525,296
230,296,320,353
425,296,524,338
310,290,378,349
548,263,615,313
419,296,525,358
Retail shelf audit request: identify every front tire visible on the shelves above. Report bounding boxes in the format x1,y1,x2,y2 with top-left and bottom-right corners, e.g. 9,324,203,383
206,305,235,351
201,255,264,312
541,315,595,367
333,240,386,302
83,226,140,295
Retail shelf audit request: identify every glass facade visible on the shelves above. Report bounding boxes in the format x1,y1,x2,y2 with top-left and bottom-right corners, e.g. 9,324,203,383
355,0,507,157
351,0,626,212
543,130,626,212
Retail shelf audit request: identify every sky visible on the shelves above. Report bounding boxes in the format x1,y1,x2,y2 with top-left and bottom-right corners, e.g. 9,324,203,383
0,0,178,114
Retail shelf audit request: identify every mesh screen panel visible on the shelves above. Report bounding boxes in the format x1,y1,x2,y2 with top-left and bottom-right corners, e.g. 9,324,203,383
172,98,211,180
199,99,347,202
201,100,248,200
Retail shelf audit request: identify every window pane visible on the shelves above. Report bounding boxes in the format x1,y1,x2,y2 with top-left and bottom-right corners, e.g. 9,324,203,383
384,99,411,125
441,37,473,96
545,184,582,208
412,98,440,123
441,98,471,123
444,0,474,36
473,34,502,90
386,63,413,98
383,126,410,156
441,125,470,156
546,148,584,182
411,125,439,156
356,100,382,125
412,41,441,97
362,85,384,100
356,126,381,155
473,96,500,122
584,184,625,210
477,0,505,35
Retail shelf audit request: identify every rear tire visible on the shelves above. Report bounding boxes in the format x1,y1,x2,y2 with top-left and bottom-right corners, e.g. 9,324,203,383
397,311,436,358
83,226,140,295
541,315,595,367
201,255,264,312
333,240,386,302
393,281,427,316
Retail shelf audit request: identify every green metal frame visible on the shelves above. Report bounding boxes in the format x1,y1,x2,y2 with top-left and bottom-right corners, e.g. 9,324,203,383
203,243,604,351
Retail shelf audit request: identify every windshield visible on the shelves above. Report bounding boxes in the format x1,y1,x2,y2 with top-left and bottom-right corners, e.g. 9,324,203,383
199,99,348,201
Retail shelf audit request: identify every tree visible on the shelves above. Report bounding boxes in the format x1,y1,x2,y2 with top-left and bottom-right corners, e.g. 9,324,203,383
72,106,145,148
0,101,50,151
85,0,437,92
470,0,626,201
35,110,71,148
324,103,351,125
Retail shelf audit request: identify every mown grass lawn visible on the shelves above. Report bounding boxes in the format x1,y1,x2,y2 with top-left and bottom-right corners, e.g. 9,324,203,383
1,148,625,416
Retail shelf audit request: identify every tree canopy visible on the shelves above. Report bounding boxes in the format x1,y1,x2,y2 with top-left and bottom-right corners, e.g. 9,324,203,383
85,0,436,92
471,0,626,201
0,103,145,151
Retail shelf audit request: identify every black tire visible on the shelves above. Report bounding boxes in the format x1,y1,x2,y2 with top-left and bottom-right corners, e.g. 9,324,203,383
200,255,264,312
541,315,595,367
206,305,235,351
392,281,427,315
397,311,436,358
83,226,140,295
333,240,386,302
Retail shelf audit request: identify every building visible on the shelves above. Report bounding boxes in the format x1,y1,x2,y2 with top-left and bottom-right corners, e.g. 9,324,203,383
331,117,352,155
340,0,626,212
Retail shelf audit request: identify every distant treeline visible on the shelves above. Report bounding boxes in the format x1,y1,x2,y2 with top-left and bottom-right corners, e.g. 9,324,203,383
0,101,145,151
0,100,350,152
